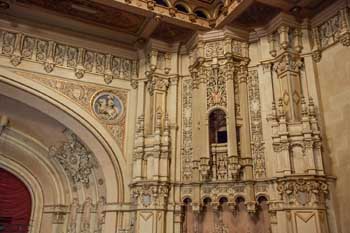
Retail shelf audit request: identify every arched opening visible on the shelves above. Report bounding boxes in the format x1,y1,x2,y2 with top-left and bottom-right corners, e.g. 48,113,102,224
209,109,227,144
194,9,209,19
0,168,32,233
0,67,126,232
155,0,169,7
175,3,189,13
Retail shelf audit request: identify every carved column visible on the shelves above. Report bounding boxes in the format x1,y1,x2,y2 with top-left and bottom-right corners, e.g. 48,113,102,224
131,46,175,233
198,66,210,181
224,60,239,179
237,62,253,180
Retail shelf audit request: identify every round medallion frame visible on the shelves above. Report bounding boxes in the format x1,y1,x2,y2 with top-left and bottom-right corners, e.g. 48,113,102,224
91,91,124,123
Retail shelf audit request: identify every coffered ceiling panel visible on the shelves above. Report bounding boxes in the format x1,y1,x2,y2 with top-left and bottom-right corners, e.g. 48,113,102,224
16,0,146,35
233,2,281,28
151,22,195,43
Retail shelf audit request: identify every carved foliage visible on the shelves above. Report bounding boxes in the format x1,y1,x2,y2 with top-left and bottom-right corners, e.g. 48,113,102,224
248,70,266,178
206,68,227,109
203,40,244,58
277,178,328,206
132,184,170,209
49,131,96,188
0,30,137,82
313,8,350,58
205,41,224,58
318,13,341,48
182,79,193,181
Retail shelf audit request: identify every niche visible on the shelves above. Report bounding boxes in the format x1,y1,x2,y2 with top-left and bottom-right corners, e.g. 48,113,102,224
209,109,227,144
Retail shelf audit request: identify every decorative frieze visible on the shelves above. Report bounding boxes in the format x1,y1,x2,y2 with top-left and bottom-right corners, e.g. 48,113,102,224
248,70,266,178
0,29,137,83
131,183,170,209
312,7,350,62
203,40,245,58
277,177,328,207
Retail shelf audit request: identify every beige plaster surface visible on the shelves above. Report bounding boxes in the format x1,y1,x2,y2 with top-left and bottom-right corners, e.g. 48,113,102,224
316,43,350,233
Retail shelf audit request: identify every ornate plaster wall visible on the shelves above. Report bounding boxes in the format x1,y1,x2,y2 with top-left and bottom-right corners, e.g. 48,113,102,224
0,1,349,232
316,43,350,233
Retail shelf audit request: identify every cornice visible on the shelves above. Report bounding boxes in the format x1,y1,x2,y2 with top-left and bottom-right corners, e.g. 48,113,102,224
249,12,300,42
186,27,249,51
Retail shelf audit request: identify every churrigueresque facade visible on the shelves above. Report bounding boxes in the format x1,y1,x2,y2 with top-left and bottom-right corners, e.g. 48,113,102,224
0,0,349,233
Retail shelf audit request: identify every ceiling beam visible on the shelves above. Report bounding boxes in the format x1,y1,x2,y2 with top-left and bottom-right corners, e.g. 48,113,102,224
139,17,161,39
215,0,254,28
256,0,293,11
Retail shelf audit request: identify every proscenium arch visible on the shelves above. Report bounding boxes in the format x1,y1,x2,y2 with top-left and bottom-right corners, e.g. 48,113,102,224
0,67,126,203
0,156,44,233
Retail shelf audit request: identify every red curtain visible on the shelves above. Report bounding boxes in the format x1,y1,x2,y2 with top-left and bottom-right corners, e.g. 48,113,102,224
0,168,32,233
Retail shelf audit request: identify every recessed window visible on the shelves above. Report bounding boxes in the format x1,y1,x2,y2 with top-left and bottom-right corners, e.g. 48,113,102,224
175,4,189,13
194,10,208,19
155,0,168,7
209,109,227,144
217,130,227,143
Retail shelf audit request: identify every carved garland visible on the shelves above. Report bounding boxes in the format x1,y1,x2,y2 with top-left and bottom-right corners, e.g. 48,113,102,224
247,70,266,178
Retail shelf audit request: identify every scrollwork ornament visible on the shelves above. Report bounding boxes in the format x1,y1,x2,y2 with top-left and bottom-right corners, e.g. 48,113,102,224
277,178,329,206
49,130,96,189
339,32,350,46
130,79,138,89
248,71,266,178
44,62,55,73
75,68,85,79
10,55,22,66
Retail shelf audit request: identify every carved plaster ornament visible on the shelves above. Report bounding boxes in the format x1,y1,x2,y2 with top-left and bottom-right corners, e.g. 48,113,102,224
182,79,193,180
0,29,136,82
92,92,123,122
248,71,266,178
95,196,106,233
0,115,9,136
81,198,93,233
68,198,79,233
49,130,96,189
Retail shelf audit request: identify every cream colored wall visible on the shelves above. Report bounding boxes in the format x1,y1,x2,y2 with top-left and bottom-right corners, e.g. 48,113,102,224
316,43,350,233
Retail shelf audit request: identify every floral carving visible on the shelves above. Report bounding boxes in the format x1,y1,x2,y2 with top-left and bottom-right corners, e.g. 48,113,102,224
21,36,35,58
132,184,170,208
204,41,224,58
206,68,227,109
0,29,137,82
277,178,328,206
248,71,266,178
49,130,96,188
182,79,193,181
36,39,49,62
318,14,341,48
